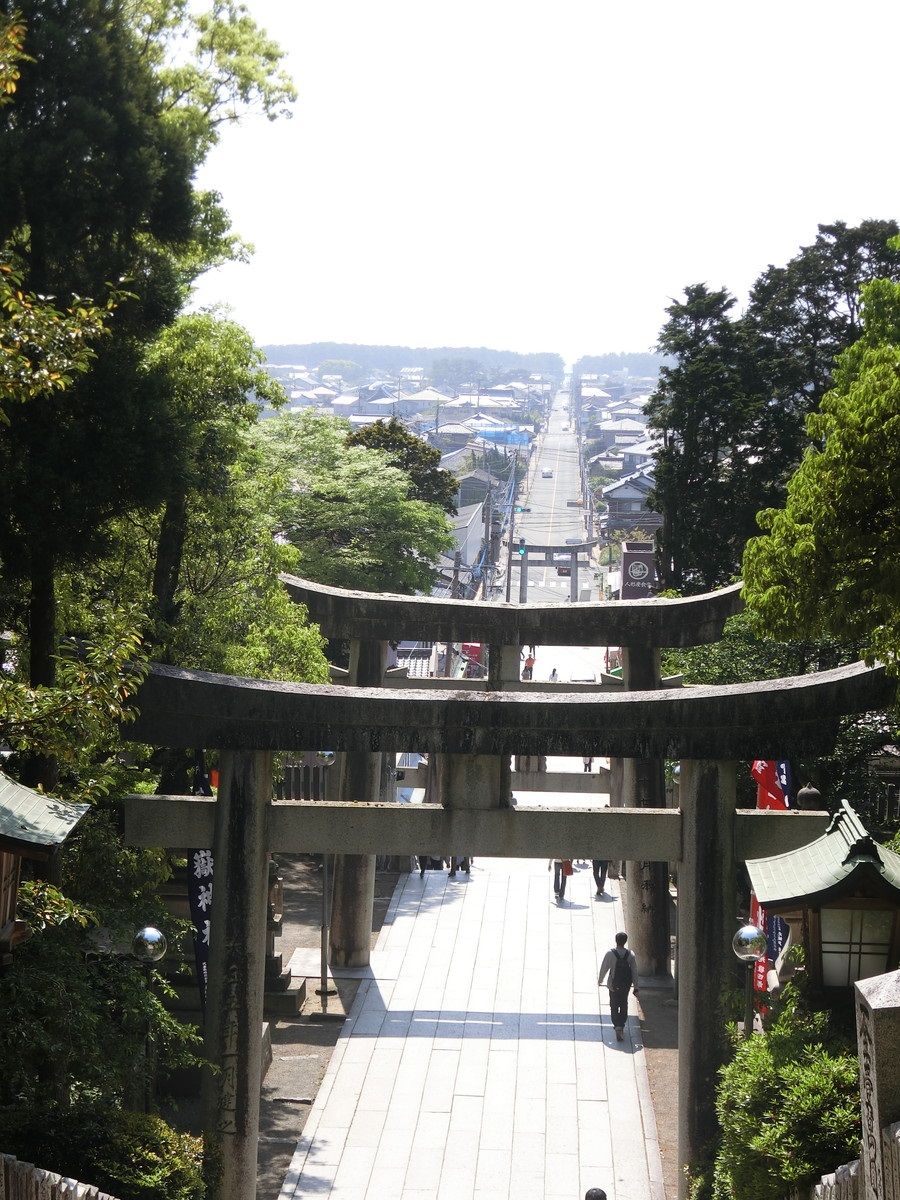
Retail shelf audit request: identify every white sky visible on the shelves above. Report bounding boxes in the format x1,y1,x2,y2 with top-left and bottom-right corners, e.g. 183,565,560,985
190,0,900,365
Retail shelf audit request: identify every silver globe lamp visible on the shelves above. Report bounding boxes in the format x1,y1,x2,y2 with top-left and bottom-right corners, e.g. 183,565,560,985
132,926,167,963
733,923,768,1038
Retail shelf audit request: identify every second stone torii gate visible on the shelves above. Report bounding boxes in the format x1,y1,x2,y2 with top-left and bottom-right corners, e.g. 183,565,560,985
122,656,894,1200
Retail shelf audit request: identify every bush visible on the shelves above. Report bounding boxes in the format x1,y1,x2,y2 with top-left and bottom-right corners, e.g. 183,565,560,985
1,1104,204,1200
710,986,860,1199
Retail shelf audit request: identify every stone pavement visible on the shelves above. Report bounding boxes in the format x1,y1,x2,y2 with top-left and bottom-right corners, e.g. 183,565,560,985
279,856,664,1200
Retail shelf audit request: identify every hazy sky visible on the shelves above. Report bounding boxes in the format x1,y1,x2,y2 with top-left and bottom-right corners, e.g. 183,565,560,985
190,0,899,364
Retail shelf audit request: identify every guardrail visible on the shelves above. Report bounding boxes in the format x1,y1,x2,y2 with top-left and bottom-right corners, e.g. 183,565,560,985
786,1118,900,1200
1,1155,122,1199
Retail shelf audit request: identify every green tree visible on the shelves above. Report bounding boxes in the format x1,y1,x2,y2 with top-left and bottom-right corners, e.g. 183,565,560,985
710,985,859,1200
430,355,483,393
662,609,887,809
743,269,900,671
0,0,295,734
747,220,900,441
646,284,764,590
648,223,900,593
141,312,284,634
347,417,458,514
316,358,363,383
256,410,454,594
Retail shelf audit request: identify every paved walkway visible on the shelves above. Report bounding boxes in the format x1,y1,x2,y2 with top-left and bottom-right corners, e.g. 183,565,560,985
279,857,664,1200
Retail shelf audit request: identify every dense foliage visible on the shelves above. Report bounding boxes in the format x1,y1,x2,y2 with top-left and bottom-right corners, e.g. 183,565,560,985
255,410,454,594
3,1103,204,1200
648,221,900,592
573,350,667,377
347,417,459,514
262,340,565,382
744,268,900,672
663,610,893,809
707,987,859,1200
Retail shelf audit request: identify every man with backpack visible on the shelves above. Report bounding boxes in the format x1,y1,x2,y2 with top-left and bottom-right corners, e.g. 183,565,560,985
597,931,639,1041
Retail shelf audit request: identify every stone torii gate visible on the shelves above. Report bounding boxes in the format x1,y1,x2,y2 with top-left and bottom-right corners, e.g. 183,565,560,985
282,574,745,977
121,631,894,1200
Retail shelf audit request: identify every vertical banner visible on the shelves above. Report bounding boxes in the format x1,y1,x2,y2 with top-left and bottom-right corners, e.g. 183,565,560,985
188,849,213,1013
188,751,214,1015
749,759,792,993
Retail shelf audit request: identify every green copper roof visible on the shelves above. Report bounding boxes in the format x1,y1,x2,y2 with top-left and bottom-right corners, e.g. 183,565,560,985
747,801,900,909
0,772,89,854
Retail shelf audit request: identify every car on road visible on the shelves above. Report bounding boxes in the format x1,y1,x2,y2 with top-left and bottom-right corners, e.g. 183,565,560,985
541,468,553,478
556,565,571,577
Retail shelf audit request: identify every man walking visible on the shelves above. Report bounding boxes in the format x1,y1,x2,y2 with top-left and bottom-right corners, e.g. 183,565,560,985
548,856,571,902
591,858,608,896
598,931,639,1041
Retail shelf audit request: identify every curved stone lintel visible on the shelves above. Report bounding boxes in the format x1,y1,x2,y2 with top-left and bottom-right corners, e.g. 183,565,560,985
127,659,896,760
280,572,744,648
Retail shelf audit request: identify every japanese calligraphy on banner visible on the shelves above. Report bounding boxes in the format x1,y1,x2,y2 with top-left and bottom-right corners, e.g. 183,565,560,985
749,758,792,993
188,848,213,1014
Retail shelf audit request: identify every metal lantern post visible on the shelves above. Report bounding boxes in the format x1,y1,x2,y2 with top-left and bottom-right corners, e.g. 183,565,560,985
732,923,767,1039
131,925,167,1110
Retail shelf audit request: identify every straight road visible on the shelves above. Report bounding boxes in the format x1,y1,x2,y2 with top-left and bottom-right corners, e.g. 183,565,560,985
515,392,592,605
277,398,666,1199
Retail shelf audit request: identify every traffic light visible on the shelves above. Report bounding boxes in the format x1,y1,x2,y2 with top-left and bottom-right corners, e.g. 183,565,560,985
516,537,526,556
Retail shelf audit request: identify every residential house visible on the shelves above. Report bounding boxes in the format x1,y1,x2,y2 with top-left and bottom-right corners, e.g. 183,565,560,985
599,466,661,534
590,417,646,452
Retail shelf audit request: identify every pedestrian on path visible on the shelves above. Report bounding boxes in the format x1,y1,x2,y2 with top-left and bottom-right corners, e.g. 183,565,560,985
598,931,639,1041
585,1190,607,1200
583,756,593,772
548,856,572,902
592,859,608,896
447,856,470,877
549,667,558,682
522,652,535,681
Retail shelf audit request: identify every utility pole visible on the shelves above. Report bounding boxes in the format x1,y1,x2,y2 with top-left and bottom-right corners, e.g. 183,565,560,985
504,501,516,603
504,449,519,603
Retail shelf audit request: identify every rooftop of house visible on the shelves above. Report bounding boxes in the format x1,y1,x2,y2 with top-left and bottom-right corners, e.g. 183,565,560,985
0,772,89,857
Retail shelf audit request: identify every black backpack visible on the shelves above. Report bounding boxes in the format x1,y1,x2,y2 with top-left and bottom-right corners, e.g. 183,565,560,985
611,948,633,991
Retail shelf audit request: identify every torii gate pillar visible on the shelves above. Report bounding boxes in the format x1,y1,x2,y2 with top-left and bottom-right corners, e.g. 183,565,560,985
622,644,671,978
677,758,738,1198
328,637,387,967
202,749,272,1200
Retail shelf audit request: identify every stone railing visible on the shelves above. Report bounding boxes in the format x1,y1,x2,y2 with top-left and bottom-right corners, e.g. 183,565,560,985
788,1119,900,1200
1,1154,121,1199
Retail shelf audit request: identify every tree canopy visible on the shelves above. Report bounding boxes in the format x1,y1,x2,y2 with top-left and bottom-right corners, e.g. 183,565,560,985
743,268,900,672
647,221,900,592
346,417,458,514
255,410,454,594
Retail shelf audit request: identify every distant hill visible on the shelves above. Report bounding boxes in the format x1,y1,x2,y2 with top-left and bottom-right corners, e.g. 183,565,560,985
572,352,668,378
262,342,566,382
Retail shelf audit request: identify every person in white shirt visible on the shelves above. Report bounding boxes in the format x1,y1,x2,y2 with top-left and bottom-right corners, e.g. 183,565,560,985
597,931,639,1041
